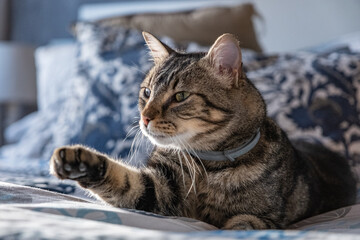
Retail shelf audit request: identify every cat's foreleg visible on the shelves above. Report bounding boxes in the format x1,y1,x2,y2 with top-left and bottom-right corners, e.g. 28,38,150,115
223,214,278,230
50,145,184,215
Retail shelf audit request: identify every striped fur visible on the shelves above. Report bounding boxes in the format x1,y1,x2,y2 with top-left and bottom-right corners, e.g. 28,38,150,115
51,33,356,229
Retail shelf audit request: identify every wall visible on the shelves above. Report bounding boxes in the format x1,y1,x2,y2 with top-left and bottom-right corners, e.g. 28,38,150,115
0,0,9,40
9,0,124,46
250,0,360,52
7,0,360,51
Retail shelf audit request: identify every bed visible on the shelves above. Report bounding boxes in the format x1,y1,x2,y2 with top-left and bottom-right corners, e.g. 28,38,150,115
1,1,360,239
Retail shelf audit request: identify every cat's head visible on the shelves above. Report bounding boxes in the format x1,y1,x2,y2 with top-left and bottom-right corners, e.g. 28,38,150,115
139,32,266,151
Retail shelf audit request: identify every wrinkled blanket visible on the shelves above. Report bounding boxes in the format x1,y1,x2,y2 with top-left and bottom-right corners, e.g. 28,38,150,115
2,181,360,239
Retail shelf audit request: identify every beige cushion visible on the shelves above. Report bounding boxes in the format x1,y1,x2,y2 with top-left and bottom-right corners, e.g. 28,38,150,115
97,3,262,52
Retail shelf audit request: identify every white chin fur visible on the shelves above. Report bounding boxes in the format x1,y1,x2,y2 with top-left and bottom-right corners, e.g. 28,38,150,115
140,122,194,149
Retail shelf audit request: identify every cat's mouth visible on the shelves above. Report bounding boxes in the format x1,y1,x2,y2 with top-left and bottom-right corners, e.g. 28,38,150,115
140,123,169,141
145,129,175,142
146,132,178,148
140,124,194,149
147,132,167,139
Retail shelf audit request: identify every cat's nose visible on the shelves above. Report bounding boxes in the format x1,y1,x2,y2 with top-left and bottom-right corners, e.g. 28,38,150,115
141,107,159,127
142,116,151,127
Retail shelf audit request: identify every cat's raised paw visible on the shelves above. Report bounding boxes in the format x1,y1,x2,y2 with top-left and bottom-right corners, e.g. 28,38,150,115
50,145,107,185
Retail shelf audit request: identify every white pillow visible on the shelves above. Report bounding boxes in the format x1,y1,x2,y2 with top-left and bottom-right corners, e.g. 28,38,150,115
35,40,77,111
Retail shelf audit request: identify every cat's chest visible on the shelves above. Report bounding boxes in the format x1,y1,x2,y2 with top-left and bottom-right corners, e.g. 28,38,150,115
192,163,280,227
196,172,259,210
194,179,255,227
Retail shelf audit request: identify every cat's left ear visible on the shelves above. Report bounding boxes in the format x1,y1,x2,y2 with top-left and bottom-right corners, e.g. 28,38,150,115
205,34,244,88
143,32,174,64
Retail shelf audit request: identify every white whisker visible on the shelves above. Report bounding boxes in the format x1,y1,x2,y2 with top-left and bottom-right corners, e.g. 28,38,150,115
124,124,140,142
128,129,143,165
182,141,209,185
172,136,196,196
176,138,197,196
176,149,186,189
171,136,190,190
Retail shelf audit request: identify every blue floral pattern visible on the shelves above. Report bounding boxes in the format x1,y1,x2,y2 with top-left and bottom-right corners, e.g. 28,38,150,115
244,50,360,180
71,24,153,163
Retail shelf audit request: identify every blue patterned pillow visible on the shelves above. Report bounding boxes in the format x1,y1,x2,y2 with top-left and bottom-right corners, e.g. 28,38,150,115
70,24,155,163
245,51,360,180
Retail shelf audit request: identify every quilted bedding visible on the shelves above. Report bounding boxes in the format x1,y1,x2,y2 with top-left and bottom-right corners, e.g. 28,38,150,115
2,179,360,240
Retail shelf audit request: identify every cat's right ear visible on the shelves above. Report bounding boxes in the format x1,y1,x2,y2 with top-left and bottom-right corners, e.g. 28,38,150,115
143,32,173,64
205,34,243,88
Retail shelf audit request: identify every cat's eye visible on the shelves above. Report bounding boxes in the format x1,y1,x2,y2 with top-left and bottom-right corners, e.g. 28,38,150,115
144,88,151,98
175,92,190,102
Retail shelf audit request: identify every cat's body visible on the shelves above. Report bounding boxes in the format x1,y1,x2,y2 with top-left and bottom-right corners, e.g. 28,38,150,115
51,33,356,229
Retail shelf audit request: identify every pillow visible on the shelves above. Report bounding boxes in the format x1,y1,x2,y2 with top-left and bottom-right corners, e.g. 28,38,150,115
1,41,80,158
70,24,154,164
93,3,262,52
1,72,84,161
244,50,360,181
35,40,77,111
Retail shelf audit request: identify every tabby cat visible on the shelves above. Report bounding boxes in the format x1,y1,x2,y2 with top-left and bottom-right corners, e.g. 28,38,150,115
50,32,356,230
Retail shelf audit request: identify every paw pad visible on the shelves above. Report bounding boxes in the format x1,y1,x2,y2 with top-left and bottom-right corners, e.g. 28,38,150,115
51,146,106,184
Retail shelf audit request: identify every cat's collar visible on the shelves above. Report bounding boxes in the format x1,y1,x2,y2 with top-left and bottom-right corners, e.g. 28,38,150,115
189,129,261,161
